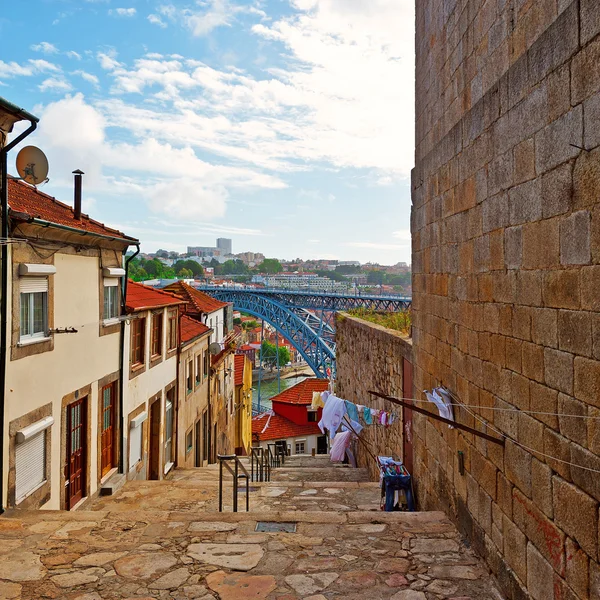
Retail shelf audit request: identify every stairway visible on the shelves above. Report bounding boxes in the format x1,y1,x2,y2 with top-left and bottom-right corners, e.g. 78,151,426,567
0,455,504,599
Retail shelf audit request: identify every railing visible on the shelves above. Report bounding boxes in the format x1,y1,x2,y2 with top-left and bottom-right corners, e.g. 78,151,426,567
218,454,250,512
267,441,288,468
250,446,271,482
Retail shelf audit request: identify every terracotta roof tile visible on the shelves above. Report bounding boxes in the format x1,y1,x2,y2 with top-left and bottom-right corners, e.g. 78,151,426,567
180,314,211,344
269,378,329,405
162,281,228,314
8,178,137,241
252,412,322,441
234,354,246,386
126,280,186,312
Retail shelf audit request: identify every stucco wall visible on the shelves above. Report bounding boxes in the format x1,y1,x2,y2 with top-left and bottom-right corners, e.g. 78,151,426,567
4,249,121,509
413,2,600,599
336,314,412,481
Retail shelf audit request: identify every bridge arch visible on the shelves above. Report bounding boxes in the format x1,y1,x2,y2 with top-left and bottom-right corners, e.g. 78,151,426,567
220,291,335,378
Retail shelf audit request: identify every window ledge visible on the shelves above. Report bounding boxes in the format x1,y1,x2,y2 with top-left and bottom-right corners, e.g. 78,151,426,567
103,318,120,327
18,336,51,347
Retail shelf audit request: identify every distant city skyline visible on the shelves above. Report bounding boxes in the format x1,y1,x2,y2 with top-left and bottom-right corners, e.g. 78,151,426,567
2,0,414,264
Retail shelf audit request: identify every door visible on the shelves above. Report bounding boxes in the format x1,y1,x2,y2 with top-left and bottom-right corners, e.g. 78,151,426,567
66,398,87,509
402,358,414,475
148,400,161,480
195,420,201,467
317,435,328,455
100,383,116,478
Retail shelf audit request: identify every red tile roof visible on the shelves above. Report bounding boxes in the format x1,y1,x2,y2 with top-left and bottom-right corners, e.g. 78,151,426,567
239,344,255,351
234,354,246,386
162,281,228,314
252,412,322,441
8,178,137,242
126,281,186,312
269,378,329,405
180,314,211,344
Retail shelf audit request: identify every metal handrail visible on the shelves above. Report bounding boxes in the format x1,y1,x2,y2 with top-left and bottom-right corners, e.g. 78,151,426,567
251,446,271,482
218,454,250,512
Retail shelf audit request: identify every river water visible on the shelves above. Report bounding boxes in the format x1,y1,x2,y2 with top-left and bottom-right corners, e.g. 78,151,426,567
251,374,311,411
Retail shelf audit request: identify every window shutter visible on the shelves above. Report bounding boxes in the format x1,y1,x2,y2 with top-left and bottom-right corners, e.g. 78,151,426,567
20,277,48,294
129,424,142,469
104,278,119,288
15,430,46,503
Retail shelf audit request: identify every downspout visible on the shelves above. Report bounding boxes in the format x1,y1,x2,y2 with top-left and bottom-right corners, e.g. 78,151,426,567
118,244,140,474
0,114,38,514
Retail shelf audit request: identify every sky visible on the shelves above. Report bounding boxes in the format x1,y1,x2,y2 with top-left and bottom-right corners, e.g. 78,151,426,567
1,0,415,265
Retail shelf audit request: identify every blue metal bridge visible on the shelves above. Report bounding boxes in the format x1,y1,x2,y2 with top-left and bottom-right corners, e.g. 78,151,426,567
195,286,411,378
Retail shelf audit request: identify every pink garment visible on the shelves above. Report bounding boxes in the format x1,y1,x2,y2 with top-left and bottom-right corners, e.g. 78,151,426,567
330,430,352,462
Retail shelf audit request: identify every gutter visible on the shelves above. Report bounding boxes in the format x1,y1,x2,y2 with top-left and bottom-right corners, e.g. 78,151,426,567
118,244,140,475
0,109,39,515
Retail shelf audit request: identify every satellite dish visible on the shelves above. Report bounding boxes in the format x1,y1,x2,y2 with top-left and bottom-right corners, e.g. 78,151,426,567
16,146,49,186
209,342,222,355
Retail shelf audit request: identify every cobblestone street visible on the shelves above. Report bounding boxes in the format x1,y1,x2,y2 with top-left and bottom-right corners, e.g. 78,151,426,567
0,456,504,599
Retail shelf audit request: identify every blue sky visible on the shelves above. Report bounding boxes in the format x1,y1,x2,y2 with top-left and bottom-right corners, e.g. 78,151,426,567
1,0,414,264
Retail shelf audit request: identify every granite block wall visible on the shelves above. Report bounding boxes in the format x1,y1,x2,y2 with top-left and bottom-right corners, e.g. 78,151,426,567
413,1,600,598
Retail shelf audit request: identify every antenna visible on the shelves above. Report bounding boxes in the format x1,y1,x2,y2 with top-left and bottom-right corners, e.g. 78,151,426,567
15,146,49,186
209,342,222,355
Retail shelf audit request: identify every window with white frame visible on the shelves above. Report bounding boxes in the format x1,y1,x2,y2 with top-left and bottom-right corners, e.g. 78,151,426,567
20,278,48,342
15,416,53,504
129,419,144,469
103,278,119,321
164,397,174,468
295,440,306,455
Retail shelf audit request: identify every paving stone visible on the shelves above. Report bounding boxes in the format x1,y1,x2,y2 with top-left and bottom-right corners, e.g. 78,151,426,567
50,568,103,588
114,552,177,579
0,582,22,599
206,569,277,600
426,579,460,595
73,551,128,566
390,590,427,600
148,567,190,590
187,543,263,571
52,522,98,538
410,538,460,553
336,570,379,588
188,521,238,532
347,523,387,533
284,572,339,595
227,533,269,544
375,558,410,572
427,565,479,580
385,574,409,587
261,487,287,497
42,553,80,567
0,551,46,581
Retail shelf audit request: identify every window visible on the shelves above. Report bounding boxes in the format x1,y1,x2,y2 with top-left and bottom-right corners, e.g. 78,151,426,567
103,279,119,322
186,430,193,454
131,318,145,366
20,278,48,342
15,428,47,503
295,441,306,455
187,360,193,393
151,313,162,357
165,396,174,468
129,423,142,469
307,410,317,423
167,310,177,350
203,351,209,379
196,355,202,385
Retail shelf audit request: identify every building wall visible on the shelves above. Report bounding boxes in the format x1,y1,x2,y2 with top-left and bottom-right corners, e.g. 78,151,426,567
255,434,320,456
123,307,177,481
235,355,253,455
177,335,210,468
413,2,600,599
211,351,236,457
336,314,412,481
4,248,122,510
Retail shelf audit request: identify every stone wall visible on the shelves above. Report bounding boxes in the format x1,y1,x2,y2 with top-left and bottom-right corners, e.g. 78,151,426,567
413,1,600,599
336,314,412,481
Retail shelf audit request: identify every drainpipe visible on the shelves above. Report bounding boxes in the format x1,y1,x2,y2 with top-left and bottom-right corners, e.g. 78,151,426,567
118,244,140,474
0,108,38,514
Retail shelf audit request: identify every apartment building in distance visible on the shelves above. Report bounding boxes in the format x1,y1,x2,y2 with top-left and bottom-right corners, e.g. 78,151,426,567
3,177,138,510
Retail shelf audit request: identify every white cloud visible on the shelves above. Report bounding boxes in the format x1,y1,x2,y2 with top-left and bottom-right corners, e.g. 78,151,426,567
28,59,61,73
39,77,73,93
31,42,59,54
345,241,410,250
148,14,168,27
66,51,82,60
72,70,100,88
97,51,122,70
108,8,137,17
392,229,411,241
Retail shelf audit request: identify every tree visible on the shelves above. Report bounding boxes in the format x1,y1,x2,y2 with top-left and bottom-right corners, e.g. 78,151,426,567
260,340,291,369
178,268,193,278
258,258,283,274
173,260,204,277
367,270,385,285
335,264,361,274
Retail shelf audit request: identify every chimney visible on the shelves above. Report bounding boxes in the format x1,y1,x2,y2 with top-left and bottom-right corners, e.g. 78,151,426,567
72,169,84,220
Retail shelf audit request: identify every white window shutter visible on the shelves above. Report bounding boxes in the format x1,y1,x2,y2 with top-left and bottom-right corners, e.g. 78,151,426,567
20,277,48,294
15,430,46,503
104,278,119,288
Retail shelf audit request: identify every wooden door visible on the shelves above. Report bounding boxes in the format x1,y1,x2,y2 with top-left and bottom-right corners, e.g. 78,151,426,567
100,383,116,478
149,400,161,480
195,420,201,467
66,398,86,509
402,358,414,475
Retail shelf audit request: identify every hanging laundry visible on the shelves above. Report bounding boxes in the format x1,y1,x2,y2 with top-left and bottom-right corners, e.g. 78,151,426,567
379,412,388,426
311,391,325,410
342,418,364,435
356,404,365,414
435,388,455,426
363,406,373,425
318,393,347,440
330,430,352,462
345,400,359,423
